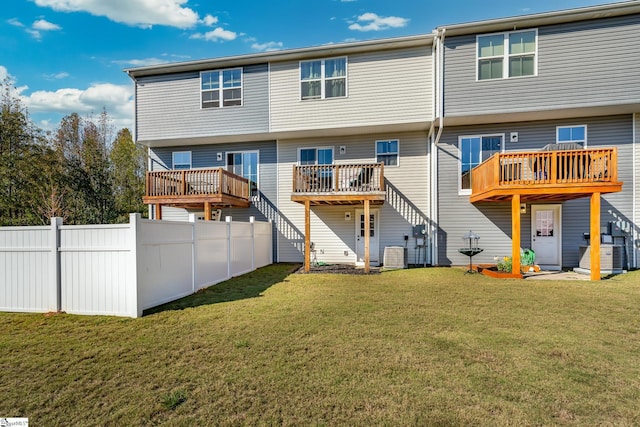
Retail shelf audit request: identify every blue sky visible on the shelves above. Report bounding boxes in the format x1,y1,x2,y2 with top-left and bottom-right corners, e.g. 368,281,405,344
1,0,623,133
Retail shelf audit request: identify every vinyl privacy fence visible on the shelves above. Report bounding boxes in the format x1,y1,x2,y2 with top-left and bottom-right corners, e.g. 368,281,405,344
0,214,272,318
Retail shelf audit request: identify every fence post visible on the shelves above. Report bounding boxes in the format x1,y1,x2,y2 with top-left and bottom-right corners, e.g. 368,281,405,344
226,216,232,279
189,213,196,293
269,219,274,264
250,216,255,270
129,213,142,318
50,217,62,312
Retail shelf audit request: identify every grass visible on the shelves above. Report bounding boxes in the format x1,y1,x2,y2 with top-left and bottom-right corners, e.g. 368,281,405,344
1,264,640,426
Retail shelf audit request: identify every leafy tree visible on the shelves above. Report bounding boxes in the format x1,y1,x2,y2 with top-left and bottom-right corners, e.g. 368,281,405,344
110,128,147,222
0,77,50,225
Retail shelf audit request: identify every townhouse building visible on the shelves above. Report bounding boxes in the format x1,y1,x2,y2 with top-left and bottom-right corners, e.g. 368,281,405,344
126,1,640,278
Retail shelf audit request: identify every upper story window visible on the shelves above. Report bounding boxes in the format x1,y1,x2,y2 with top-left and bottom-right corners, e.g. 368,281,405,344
201,68,242,109
376,140,399,166
477,30,537,80
557,125,586,146
459,135,503,194
300,57,347,100
172,151,191,170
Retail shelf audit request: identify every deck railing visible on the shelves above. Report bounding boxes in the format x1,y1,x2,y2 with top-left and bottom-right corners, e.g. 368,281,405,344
292,162,385,193
146,168,249,199
471,148,618,195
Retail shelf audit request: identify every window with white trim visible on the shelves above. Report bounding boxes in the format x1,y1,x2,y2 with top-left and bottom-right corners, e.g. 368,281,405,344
477,30,537,80
300,57,347,100
376,140,399,166
227,150,259,194
557,125,586,146
172,151,191,170
459,135,503,193
201,68,242,108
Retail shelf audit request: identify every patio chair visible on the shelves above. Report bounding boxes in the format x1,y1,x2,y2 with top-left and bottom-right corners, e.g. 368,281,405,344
349,167,374,190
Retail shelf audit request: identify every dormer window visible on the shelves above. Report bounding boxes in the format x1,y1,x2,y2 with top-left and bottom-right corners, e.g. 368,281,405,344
300,57,347,100
201,68,242,108
477,30,537,80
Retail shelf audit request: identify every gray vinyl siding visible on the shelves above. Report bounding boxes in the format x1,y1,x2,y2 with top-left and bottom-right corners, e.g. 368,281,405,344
270,46,433,132
276,132,431,264
443,15,640,117
135,64,269,142
148,141,279,259
437,115,634,268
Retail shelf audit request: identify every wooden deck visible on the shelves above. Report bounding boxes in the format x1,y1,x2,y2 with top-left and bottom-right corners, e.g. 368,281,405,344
291,162,386,206
470,147,622,203
144,169,251,217
469,147,622,281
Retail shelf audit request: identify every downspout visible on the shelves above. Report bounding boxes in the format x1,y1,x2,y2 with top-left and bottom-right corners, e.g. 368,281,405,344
431,28,446,265
634,113,637,268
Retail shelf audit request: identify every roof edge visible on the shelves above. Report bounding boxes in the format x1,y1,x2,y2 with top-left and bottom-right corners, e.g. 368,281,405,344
437,1,640,36
124,34,434,78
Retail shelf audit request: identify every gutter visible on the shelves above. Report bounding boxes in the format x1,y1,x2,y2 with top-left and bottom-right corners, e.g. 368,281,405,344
634,113,638,268
430,28,446,266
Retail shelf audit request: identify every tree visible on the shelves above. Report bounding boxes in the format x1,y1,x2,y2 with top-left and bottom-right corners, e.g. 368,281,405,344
0,77,50,225
110,128,147,222
52,112,117,224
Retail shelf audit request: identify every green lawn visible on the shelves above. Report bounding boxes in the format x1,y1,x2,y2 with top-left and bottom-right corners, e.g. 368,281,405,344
1,265,640,426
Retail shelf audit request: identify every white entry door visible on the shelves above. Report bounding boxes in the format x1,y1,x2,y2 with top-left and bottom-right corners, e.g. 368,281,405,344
355,209,379,266
531,204,562,270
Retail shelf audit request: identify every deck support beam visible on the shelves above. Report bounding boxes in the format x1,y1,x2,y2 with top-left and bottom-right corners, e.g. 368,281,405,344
304,200,311,273
590,192,601,281
511,195,521,275
364,199,370,274
204,202,211,221
155,204,162,220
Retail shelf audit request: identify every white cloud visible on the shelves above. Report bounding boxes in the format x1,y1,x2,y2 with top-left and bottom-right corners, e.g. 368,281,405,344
32,18,61,31
0,65,9,81
201,14,218,26
33,0,200,29
348,12,409,31
23,83,134,130
43,72,70,80
8,18,25,27
190,27,237,42
113,57,171,67
251,41,283,52
26,29,43,39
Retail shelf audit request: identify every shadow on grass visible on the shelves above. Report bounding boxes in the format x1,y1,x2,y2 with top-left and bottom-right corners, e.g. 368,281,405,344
143,263,300,316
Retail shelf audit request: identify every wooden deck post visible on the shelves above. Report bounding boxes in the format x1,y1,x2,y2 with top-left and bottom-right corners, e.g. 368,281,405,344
304,200,311,273
511,195,521,275
590,192,601,281
155,204,162,220
364,199,370,273
204,202,211,221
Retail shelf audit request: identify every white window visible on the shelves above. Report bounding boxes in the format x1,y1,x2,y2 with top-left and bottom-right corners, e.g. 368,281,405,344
226,151,259,194
172,151,191,170
477,30,537,80
201,68,242,108
557,125,587,146
458,135,503,194
300,57,347,100
376,140,399,166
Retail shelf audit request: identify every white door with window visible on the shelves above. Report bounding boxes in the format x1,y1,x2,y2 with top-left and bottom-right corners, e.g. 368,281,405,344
355,209,379,266
531,205,562,270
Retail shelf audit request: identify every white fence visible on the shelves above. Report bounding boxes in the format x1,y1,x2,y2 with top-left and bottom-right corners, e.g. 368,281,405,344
0,214,273,318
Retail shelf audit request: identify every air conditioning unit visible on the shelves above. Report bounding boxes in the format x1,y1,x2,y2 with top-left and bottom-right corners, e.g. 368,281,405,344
383,246,408,269
578,245,624,271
